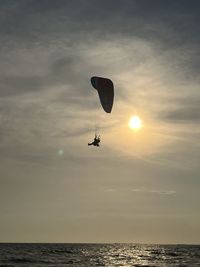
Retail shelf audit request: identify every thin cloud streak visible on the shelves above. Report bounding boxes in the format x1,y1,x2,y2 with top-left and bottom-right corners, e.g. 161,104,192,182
131,188,176,195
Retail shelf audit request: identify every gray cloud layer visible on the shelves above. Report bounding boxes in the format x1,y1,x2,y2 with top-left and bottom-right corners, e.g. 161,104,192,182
1,0,200,174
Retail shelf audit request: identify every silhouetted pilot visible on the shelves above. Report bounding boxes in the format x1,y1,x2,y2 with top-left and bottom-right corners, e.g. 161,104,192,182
88,134,100,147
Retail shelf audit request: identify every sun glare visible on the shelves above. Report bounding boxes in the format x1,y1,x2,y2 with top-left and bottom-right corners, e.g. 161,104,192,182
129,115,143,130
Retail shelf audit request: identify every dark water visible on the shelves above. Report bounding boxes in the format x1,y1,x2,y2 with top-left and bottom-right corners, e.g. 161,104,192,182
0,243,200,266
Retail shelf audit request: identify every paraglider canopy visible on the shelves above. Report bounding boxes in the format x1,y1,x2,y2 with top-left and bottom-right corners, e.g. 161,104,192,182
91,76,114,113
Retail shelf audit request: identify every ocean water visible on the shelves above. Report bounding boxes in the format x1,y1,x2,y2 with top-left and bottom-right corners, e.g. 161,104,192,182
0,243,199,266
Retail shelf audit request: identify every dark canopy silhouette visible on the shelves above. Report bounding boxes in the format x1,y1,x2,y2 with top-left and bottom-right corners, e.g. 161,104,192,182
91,76,114,113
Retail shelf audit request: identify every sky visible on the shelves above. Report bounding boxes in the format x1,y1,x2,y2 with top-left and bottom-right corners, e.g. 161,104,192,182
0,0,200,244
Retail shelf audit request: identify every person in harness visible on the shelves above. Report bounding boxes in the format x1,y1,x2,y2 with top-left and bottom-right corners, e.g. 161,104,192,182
88,134,100,147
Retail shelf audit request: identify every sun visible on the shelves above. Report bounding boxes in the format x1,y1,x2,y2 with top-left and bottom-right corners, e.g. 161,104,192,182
129,115,143,130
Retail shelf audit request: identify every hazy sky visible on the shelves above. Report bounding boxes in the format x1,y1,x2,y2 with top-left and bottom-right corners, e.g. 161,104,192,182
0,0,200,244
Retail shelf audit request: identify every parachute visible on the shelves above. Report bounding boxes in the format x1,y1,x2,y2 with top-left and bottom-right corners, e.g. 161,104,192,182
91,76,114,113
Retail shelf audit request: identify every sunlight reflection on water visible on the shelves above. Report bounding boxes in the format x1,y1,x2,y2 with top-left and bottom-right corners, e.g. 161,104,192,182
0,243,199,266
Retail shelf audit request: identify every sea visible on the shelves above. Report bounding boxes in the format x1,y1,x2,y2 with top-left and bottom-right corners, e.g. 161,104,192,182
0,243,200,267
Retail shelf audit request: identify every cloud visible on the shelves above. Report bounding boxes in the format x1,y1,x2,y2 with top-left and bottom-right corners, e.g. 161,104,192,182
131,188,176,195
102,187,176,196
0,0,199,164
157,96,200,123
161,106,200,123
